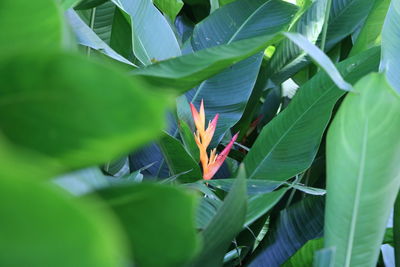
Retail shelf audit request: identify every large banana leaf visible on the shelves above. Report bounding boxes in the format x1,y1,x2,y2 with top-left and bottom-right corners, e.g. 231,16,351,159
93,183,199,267
244,47,380,180
0,52,167,172
90,1,115,43
381,0,400,93
111,0,180,65
189,0,298,144
268,0,328,84
0,176,128,266
324,73,400,267
326,0,375,50
349,0,390,56
134,35,281,91
0,0,63,54
249,196,325,267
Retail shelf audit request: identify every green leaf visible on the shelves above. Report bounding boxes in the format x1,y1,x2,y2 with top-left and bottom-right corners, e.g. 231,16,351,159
103,157,129,176
206,179,284,195
246,187,288,227
314,247,335,267
381,0,400,93
66,10,135,66
190,0,298,144
133,34,282,91
158,131,202,183
395,193,400,266
349,0,390,56
0,52,167,172
0,0,63,54
111,0,181,65
326,0,375,50
110,7,136,63
93,183,199,267
0,176,128,266
60,0,81,9
244,47,380,180
268,0,328,84
196,197,223,229
249,196,325,266
88,1,116,44
190,175,247,267
0,135,63,179
282,238,324,267
284,32,352,91
154,0,184,21
75,0,108,9
178,120,200,162
325,73,400,267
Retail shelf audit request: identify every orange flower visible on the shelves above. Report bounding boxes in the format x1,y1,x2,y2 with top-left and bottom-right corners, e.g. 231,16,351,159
190,100,238,180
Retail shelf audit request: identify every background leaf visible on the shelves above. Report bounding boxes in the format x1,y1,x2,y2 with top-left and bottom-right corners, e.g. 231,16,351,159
249,196,325,267
349,0,390,56
154,0,184,21
66,9,135,66
268,0,328,84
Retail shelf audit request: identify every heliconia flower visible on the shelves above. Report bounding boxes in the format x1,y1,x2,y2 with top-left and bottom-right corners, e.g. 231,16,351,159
190,100,238,180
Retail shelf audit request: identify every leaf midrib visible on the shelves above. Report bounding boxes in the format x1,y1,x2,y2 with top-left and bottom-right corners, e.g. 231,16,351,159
226,0,272,44
248,86,336,179
343,119,369,267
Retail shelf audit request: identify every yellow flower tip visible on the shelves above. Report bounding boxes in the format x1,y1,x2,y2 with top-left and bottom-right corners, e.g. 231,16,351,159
190,102,204,134
199,99,205,129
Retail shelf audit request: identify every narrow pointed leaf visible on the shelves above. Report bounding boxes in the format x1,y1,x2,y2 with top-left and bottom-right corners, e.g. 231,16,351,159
190,175,247,267
158,131,202,183
284,32,352,91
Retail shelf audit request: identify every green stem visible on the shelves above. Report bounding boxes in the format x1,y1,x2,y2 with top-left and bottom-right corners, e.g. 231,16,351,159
87,7,96,56
320,0,333,52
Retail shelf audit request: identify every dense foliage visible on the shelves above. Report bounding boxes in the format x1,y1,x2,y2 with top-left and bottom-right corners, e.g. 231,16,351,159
1,0,399,266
